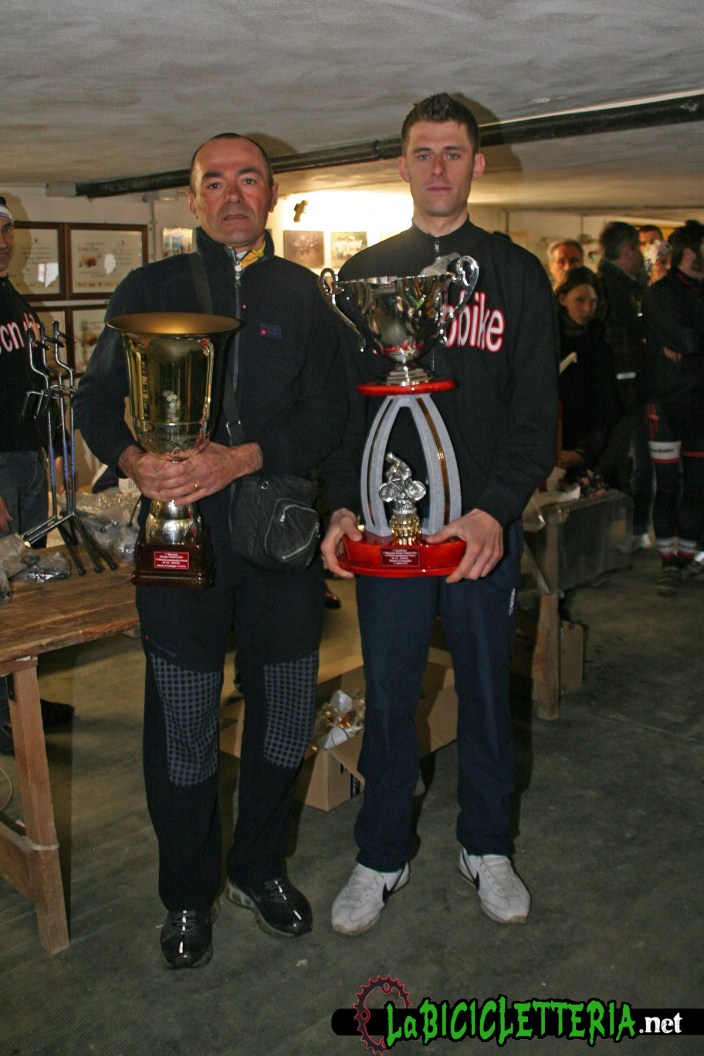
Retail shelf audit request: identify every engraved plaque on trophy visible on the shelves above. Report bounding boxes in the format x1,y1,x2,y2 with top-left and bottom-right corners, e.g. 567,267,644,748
319,256,479,576
108,312,239,588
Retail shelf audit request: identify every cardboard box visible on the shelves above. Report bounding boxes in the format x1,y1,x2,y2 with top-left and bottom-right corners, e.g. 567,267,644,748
220,647,457,812
513,613,585,696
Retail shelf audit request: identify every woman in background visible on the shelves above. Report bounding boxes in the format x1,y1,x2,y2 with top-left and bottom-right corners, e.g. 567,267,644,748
555,266,624,489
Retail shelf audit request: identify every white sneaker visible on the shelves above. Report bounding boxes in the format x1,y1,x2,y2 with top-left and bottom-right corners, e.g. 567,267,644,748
331,863,410,935
459,850,530,924
619,532,651,554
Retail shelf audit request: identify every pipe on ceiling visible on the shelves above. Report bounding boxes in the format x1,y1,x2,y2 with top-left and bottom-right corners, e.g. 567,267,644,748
73,93,704,198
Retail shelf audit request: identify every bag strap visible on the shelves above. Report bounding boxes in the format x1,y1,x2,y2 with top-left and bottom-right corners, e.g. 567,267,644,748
187,251,214,314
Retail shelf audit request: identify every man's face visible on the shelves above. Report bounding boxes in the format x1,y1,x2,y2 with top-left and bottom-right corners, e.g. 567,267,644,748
621,240,644,276
398,120,485,232
639,228,661,247
549,243,583,285
681,240,704,281
187,138,279,251
0,219,15,278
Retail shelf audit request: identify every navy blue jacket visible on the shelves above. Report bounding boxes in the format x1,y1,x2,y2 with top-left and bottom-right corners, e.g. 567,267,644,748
74,228,348,584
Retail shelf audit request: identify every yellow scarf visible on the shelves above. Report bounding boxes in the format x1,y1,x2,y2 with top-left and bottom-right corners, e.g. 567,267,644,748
236,244,266,270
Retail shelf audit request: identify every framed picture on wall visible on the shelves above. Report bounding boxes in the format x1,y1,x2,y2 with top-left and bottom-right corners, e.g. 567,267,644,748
162,227,194,257
69,305,108,373
8,223,64,299
283,230,324,269
331,231,368,269
68,225,147,297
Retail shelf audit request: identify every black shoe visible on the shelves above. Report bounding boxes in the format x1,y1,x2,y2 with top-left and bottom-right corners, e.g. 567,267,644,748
160,905,217,969
226,876,312,938
0,722,13,756
324,589,341,610
40,699,75,728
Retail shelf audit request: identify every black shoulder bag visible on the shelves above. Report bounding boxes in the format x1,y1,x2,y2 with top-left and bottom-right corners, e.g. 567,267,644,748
187,252,321,572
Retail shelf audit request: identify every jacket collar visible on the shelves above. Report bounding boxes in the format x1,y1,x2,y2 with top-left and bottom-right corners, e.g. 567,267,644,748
409,216,474,252
195,226,275,263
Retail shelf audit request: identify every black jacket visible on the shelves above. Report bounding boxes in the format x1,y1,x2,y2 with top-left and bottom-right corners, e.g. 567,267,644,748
641,267,704,407
0,276,44,452
74,228,348,581
596,259,646,411
558,311,623,467
324,219,558,527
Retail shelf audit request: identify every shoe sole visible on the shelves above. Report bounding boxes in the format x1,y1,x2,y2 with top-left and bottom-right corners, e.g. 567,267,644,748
225,880,311,939
331,866,410,936
458,858,528,925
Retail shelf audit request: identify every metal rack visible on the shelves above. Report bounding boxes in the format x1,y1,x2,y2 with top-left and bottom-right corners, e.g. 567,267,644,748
21,323,117,574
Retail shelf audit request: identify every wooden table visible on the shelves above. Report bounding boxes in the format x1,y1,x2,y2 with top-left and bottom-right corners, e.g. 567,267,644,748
0,555,138,954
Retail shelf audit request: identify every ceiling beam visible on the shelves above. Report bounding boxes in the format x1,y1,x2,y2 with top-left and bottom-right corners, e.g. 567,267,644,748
73,93,704,198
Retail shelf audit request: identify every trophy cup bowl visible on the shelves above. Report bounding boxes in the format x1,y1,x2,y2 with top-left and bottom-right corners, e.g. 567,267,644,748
108,312,239,588
319,256,480,576
319,255,478,386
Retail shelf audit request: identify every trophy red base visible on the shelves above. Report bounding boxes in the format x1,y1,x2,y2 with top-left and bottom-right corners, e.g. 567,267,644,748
133,528,214,588
339,531,465,578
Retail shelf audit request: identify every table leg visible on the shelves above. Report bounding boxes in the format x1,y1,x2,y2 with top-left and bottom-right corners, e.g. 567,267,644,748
5,663,69,954
531,592,561,720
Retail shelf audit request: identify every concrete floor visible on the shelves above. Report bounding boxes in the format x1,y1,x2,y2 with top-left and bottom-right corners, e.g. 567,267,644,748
0,547,702,1055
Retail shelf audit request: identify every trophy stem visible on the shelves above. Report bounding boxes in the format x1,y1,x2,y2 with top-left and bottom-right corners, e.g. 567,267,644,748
144,499,202,545
387,364,430,386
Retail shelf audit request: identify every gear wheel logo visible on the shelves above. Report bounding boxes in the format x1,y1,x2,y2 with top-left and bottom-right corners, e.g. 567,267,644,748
354,975,411,1053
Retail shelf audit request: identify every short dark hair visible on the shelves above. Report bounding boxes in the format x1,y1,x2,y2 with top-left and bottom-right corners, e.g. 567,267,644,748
554,265,601,300
189,133,275,191
599,221,638,261
638,224,663,241
669,219,704,268
400,93,480,153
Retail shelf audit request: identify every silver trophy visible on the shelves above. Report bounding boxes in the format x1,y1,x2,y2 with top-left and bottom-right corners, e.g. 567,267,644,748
319,256,480,575
108,312,239,587
320,255,478,385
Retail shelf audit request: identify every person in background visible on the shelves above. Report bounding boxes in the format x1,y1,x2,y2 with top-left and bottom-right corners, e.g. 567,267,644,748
642,239,672,286
597,221,653,550
547,238,584,288
0,197,73,755
638,224,664,248
322,92,557,936
555,266,623,486
640,220,704,595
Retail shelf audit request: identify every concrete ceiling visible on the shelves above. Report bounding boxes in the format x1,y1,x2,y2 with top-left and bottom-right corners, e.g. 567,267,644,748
4,0,704,215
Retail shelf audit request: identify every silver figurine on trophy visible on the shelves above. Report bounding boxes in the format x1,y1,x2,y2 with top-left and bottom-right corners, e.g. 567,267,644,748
319,255,479,576
108,312,239,587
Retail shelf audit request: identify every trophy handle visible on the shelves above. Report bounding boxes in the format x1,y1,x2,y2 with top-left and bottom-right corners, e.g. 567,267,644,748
437,254,480,345
318,268,365,351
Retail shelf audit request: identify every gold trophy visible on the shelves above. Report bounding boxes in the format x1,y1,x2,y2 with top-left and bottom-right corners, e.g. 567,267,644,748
108,312,239,588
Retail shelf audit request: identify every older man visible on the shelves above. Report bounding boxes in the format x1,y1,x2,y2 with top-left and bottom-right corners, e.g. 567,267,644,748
74,135,347,967
547,238,584,288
